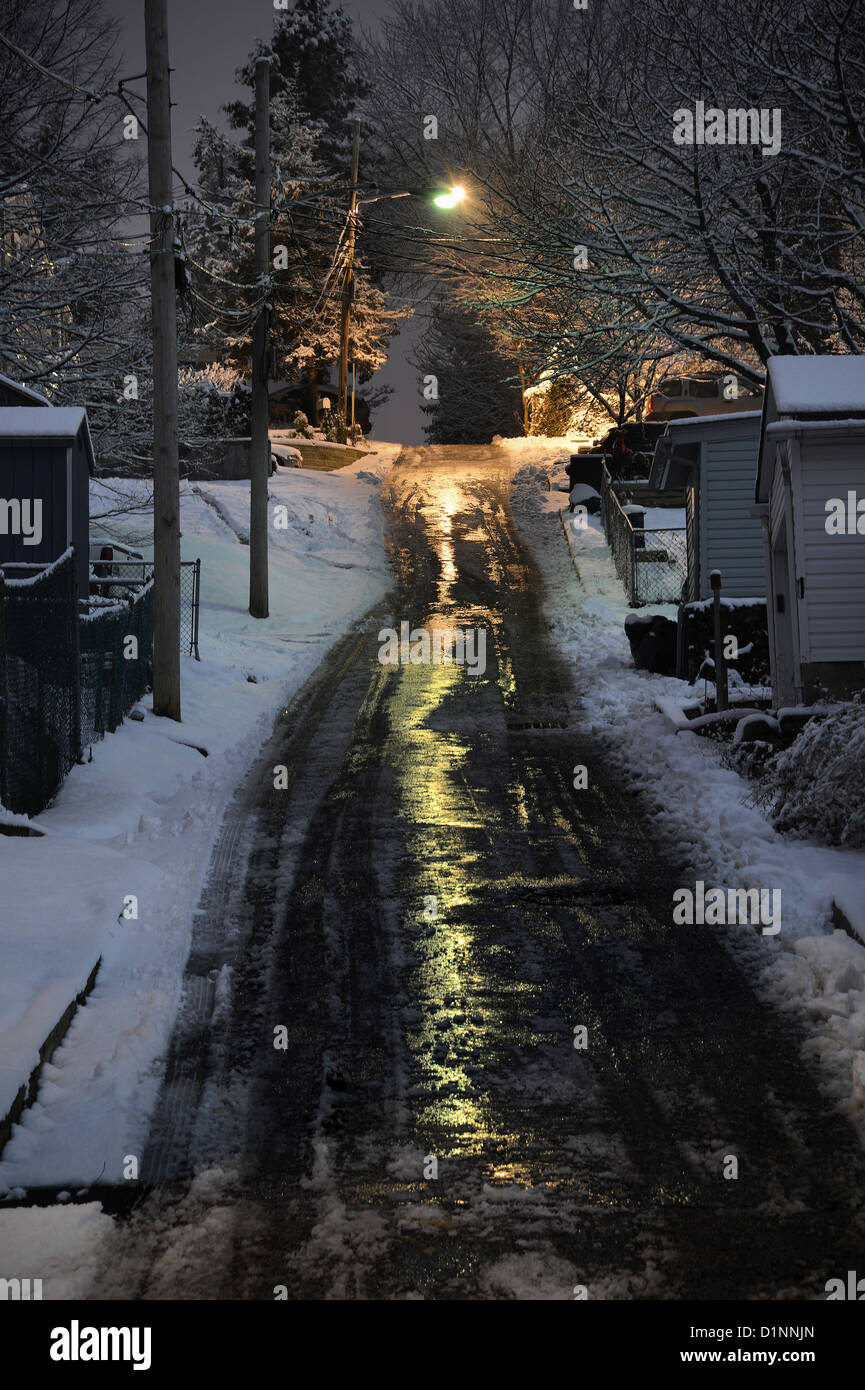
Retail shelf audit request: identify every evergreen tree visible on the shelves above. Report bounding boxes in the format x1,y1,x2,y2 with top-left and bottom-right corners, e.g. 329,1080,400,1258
225,0,368,171
414,305,523,445
186,0,406,429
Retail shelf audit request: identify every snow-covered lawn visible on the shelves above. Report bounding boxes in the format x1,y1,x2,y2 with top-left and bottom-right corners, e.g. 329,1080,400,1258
0,446,397,1196
512,450,865,1143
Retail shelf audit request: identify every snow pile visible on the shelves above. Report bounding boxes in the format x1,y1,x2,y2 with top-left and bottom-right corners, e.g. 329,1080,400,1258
0,1203,115,1299
510,449,865,1142
0,451,394,1193
495,437,575,467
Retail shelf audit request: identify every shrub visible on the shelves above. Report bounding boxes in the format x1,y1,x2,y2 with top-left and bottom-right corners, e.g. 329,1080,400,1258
749,699,865,847
292,411,315,439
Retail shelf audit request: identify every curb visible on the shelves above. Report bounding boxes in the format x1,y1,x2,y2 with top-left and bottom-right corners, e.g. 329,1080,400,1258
0,956,102,1158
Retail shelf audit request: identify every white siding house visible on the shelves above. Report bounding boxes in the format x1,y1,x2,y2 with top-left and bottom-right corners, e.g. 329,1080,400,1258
649,412,765,601
755,356,865,706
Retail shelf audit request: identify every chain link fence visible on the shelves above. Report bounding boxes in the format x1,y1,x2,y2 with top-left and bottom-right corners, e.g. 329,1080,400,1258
599,464,688,606
180,559,201,661
79,582,154,748
599,466,639,601
0,551,81,816
633,526,689,605
0,554,199,815
90,559,200,659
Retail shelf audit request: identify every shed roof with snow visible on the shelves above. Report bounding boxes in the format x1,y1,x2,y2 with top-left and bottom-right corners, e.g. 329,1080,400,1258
0,407,95,471
757,355,865,501
0,373,51,408
764,355,865,417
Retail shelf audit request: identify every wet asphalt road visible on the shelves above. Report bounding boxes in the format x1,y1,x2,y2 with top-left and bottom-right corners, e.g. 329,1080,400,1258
104,445,865,1300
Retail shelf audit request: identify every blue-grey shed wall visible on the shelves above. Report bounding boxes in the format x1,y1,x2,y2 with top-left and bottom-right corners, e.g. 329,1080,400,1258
660,417,765,600
0,433,90,594
699,426,765,598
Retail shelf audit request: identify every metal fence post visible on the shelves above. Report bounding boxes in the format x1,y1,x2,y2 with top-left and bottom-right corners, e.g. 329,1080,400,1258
711,570,729,711
192,557,201,661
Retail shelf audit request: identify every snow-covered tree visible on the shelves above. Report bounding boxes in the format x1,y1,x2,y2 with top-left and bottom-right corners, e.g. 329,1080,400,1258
187,0,408,429
0,0,151,464
225,0,368,172
365,0,865,403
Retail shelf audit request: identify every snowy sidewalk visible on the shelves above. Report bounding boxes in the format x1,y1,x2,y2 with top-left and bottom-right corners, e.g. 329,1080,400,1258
0,448,397,1194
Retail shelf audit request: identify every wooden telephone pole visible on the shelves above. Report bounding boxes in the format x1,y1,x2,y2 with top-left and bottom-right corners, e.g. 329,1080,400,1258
337,120,361,444
144,0,181,720
249,56,271,619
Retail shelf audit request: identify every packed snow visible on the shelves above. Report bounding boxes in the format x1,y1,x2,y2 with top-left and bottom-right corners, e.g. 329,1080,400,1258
0,446,396,1197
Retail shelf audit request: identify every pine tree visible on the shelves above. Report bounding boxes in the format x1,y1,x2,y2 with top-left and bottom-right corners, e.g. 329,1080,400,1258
225,0,368,171
186,0,407,430
414,305,523,445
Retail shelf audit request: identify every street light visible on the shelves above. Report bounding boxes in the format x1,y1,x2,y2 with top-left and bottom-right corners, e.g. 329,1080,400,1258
432,184,466,209
337,154,468,439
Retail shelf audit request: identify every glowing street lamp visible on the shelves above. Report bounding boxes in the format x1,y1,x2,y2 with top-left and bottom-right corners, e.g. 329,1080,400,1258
336,164,467,437
432,184,466,209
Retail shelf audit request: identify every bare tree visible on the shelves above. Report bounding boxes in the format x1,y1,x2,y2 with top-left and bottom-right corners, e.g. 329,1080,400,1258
0,0,151,462
365,0,865,426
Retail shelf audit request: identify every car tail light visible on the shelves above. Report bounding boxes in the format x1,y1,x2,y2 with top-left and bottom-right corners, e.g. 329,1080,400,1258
646,396,656,415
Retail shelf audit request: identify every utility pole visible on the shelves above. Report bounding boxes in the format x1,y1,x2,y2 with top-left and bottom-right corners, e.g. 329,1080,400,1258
144,0,181,720
249,56,271,619
337,119,361,444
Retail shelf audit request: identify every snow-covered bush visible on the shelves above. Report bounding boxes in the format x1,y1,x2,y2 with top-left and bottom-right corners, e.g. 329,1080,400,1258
749,700,865,847
723,739,779,782
292,411,315,440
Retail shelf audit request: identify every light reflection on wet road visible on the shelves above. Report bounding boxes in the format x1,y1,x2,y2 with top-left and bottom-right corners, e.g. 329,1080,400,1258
123,446,865,1300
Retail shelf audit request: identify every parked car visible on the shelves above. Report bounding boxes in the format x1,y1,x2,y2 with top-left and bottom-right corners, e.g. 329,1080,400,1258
646,374,763,421
270,443,303,470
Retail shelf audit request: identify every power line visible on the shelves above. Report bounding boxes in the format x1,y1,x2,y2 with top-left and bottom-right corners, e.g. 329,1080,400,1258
0,28,104,101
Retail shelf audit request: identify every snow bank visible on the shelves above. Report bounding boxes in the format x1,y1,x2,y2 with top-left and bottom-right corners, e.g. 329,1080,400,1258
0,452,394,1193
0,1203,115,1299
510,445,865,1143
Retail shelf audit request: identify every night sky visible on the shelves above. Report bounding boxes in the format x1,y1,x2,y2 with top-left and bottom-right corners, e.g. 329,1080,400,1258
102,0,426,442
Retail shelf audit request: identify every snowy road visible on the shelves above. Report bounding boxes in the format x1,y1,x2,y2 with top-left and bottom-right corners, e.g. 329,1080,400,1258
94,446,865,1300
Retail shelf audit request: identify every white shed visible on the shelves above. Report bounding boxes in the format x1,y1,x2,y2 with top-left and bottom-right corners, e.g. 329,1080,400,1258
755,355,865,706
649,411,765,601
